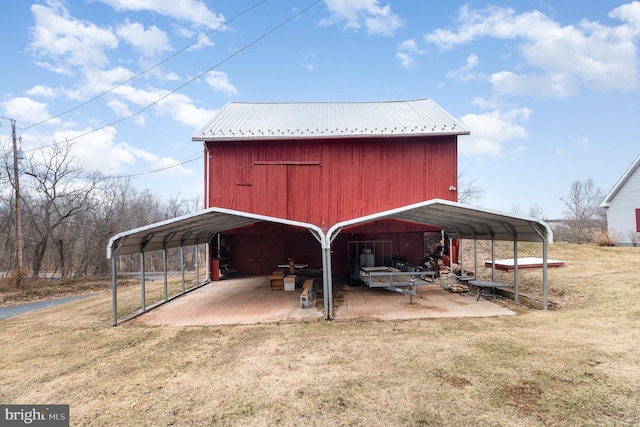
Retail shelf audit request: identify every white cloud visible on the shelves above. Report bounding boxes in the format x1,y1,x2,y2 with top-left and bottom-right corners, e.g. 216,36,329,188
116,21,171,57
70,67,137,99
446,54,480,82
490,71,580,99
205,71,238,96
574,137,591,150
29,2,118,74
459,108,531,156
396,39,423,69
321,0,403,36
187,35,215,51
97,0,226,30
155,93,217,131
424,4,640,98
107,98,146,126
44,126,194,177
1,97,59,127
26,85,57,98
609,2,640,31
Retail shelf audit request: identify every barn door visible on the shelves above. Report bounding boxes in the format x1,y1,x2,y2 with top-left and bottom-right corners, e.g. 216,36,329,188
252,164,287,218
252,162,321,222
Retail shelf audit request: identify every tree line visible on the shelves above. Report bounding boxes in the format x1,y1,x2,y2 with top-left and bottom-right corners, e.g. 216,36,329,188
1,141,202,284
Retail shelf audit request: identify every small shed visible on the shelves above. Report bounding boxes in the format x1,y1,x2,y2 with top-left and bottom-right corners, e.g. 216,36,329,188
600,155,640,246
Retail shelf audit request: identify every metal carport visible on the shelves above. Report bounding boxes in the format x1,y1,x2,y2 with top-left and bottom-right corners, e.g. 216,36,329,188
325,199,554,317
107,199,553,325
107,207,327,325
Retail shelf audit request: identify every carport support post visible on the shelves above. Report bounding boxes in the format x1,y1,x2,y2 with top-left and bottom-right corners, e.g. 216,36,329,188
112,255,117,326
195,244,199,285
140,252,146,312
322,245,331,320
474,239,478,278
163,248,168,302
460,239,464,275
513,239,519,305
491,239,496,282
180,246,185,293
543,239,548,310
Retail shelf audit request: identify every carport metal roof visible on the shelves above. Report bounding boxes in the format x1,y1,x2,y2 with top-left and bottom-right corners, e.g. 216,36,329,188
107,207,324,258
327,199,553,243
107,199,552,258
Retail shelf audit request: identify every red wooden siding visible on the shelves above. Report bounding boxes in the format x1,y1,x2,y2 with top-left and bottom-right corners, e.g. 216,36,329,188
205,135,458,230
223,232,322,275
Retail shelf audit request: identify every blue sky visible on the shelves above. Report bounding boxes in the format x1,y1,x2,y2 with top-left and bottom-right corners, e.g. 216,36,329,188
1,0,639,220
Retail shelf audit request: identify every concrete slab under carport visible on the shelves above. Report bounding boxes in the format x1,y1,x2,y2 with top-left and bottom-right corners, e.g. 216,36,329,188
133,276,514,326
334,284,515,320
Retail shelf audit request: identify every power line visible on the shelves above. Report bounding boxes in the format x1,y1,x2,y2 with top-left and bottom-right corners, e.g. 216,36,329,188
102,154,203,180
23,149,203,182
22,0,269,131
23,0,321,154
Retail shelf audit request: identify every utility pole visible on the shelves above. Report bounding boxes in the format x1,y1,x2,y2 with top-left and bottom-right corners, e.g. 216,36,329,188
11,119,22,287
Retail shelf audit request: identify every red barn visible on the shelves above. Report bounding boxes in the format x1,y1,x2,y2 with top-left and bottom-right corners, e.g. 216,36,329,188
108,99,555,324
193,99,469,277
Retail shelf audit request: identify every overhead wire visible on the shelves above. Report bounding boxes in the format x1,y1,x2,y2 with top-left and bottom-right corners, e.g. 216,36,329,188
22,0,321,155
102,153,203,180
21,0,269,131
14,0,321,182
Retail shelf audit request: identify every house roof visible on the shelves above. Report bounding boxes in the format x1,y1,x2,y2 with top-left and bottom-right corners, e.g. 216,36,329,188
107,200,552,258
601,154,640,207
192,99,470,141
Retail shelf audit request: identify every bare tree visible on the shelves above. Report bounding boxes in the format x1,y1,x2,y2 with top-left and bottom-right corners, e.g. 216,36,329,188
457,172,483,204
527,204,545,220
559,178,606,243
0,136,206,279
20,141,101,278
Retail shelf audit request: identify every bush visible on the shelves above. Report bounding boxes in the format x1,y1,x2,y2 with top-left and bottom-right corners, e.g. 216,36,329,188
592,230,617,246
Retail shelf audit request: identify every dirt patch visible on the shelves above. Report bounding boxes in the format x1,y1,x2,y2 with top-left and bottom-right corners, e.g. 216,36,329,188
503,381,543,415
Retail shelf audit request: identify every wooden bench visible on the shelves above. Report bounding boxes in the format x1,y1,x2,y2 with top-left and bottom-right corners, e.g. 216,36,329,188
300,279,314,308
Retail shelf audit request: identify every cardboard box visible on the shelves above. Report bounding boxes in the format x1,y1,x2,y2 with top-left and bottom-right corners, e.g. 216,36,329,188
269,274,284,290
284,275,296,291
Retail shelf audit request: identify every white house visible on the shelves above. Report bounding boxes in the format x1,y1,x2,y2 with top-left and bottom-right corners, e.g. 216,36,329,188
600,155,640,246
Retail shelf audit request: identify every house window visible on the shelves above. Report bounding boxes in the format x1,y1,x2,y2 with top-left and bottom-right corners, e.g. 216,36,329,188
636,209,640,233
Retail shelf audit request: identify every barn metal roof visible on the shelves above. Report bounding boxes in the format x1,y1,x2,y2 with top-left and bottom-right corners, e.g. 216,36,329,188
107,199,552,258
192,99,470,141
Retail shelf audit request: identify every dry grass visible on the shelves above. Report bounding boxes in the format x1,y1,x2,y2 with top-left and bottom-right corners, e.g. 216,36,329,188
1,243,640,426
